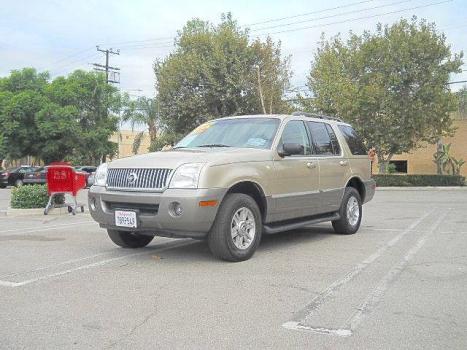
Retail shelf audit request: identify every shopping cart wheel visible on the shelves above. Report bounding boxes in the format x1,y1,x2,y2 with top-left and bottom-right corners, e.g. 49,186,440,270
80,206,85,213
67,206,73,213
44,209,48,215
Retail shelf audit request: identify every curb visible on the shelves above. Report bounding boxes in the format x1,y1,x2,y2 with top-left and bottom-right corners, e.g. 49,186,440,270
376,186,467,191
5,207,89,217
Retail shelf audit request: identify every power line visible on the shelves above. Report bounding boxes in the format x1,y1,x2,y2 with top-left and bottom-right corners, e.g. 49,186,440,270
260,0,453,36
251,0,413,33
245,0,376,27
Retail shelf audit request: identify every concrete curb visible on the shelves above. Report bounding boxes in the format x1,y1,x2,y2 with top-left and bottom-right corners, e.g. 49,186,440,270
376,186,467,191
5,207,89,217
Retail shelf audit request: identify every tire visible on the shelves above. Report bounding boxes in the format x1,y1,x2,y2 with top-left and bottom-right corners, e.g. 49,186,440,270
332,187,362,235
14,179,23,187
208,193,262,262
0,185,6,189
107,229,154,248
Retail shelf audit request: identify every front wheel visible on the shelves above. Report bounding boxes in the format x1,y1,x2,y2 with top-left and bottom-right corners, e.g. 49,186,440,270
332,187,362,235
107,229,154,248
14,179,23,187
208,193,262,262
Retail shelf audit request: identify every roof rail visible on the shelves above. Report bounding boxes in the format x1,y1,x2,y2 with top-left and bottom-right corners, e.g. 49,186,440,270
292,111,344,122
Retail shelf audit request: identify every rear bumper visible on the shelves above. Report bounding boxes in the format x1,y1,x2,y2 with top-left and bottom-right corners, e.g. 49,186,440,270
88,186,227,239
363,179,376,203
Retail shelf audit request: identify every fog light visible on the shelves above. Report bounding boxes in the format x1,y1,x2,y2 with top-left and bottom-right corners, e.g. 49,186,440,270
169,202,183,217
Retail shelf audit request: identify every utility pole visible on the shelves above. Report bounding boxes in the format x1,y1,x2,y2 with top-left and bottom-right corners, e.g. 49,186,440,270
93,46,120,84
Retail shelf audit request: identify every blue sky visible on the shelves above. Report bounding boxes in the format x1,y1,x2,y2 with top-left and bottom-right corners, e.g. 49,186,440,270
1,0,466,97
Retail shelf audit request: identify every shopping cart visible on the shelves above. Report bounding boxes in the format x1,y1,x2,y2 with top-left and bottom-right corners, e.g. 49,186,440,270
44,162,87,215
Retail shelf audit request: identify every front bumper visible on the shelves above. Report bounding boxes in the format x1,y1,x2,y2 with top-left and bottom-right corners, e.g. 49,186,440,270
363,179,376,203
88,186,227,239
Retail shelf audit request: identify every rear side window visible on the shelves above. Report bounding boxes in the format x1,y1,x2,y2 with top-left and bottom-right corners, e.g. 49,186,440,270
337,125,367,155
306,121,339,156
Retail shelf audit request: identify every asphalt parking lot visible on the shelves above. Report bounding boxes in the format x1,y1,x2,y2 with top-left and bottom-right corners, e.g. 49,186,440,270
0,188,466,349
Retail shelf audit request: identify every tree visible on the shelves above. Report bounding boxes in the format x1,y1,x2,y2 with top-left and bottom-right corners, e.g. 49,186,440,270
46,70,120,164
155,13,291,135
306,18,463,172
0,68,120,165
121,95,160,154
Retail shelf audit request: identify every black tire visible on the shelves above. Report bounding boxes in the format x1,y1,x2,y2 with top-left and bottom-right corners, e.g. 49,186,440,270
332,187,362,235
107,229,154,248
208,193,262,262
14,179,23,187
0,185,6,189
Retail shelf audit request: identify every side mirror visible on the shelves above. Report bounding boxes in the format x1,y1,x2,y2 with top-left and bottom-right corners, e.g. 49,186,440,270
278,143,304,157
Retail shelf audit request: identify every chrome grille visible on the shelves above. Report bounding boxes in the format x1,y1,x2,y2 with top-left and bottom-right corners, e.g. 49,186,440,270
106,168,172,191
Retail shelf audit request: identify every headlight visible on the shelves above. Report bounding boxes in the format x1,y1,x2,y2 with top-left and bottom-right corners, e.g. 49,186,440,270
94,163,108,187
169,163,204,189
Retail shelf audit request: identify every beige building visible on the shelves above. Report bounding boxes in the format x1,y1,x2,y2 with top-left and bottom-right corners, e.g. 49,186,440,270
110,130,151,159
373,114,467,177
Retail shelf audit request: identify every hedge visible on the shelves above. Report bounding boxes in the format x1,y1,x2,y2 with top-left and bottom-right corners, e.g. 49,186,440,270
10,185,65,209
373,174,465,187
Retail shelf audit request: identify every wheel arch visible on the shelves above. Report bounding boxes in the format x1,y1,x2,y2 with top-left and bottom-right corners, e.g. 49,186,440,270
224,181,268,222
345,176,366,202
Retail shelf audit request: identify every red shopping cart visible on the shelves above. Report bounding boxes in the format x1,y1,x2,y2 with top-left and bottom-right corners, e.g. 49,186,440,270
44,162,87,215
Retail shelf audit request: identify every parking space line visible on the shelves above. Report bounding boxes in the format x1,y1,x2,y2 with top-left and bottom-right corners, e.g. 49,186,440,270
1,220,96,233
346,211,448,333
282,209,435,335
0,239,196,288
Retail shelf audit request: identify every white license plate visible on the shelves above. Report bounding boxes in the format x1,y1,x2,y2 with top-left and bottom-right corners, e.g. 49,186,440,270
115,210,137,228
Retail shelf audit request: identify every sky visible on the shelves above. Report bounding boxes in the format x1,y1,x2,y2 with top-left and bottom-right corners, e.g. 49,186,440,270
1,0,466,99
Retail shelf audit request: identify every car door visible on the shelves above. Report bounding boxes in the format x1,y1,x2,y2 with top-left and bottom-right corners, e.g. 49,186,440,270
307,121,350,213
271,120,320,222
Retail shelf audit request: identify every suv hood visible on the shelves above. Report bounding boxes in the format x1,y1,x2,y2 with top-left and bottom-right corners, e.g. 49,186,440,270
108,148,273,169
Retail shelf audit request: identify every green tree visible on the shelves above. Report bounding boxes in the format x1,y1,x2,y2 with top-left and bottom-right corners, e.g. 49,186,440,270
0,68,120,165
121,95,160,154
306,18,463,172
46,70,120,164
155,13,291,135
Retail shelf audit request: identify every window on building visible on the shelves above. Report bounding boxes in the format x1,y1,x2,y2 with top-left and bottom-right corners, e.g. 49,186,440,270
389,160,408,173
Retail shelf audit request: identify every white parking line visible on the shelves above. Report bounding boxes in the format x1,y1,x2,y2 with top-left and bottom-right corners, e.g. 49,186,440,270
0,221,96,235
346,212,448,333
0,239,196,288
283,209,435,335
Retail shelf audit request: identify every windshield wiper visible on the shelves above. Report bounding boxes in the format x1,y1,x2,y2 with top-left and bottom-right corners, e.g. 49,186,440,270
198,144,231,147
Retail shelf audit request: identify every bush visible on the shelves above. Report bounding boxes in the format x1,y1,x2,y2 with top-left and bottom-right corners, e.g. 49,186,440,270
373,174,465,187
10,185,65,209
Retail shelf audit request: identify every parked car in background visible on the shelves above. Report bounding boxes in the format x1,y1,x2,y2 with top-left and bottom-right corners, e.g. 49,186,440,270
0,166,38,188
75,166,97,187
23,167,47,185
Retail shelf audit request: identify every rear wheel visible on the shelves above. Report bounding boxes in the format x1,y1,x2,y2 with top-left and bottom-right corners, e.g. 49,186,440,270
107,229,154,248
208,193,262,262
332,187,362,235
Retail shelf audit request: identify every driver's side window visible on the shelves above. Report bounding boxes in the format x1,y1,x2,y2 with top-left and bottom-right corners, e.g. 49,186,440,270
280,121,311,156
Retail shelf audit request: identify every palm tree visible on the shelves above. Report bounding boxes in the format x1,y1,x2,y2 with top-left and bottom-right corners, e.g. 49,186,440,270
121,95,160,154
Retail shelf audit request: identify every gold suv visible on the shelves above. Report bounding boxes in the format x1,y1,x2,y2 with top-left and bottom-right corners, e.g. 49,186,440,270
88,112,375,261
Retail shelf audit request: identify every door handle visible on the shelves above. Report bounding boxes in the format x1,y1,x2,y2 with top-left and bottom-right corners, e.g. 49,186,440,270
339,160,349,167
306,162,317,169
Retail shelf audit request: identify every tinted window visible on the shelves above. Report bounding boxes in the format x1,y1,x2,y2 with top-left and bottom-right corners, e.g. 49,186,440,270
325,124,341,155
307,122,334,155
280,121,311,156
337,125,367,155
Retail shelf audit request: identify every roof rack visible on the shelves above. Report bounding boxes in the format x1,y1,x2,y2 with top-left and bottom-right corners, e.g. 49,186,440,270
292,111,344,122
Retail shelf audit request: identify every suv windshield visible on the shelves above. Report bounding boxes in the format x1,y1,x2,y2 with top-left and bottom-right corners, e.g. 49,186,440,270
175,118,280,149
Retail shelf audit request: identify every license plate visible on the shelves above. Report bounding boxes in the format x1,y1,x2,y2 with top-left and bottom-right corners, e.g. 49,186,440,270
115,210,137,228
